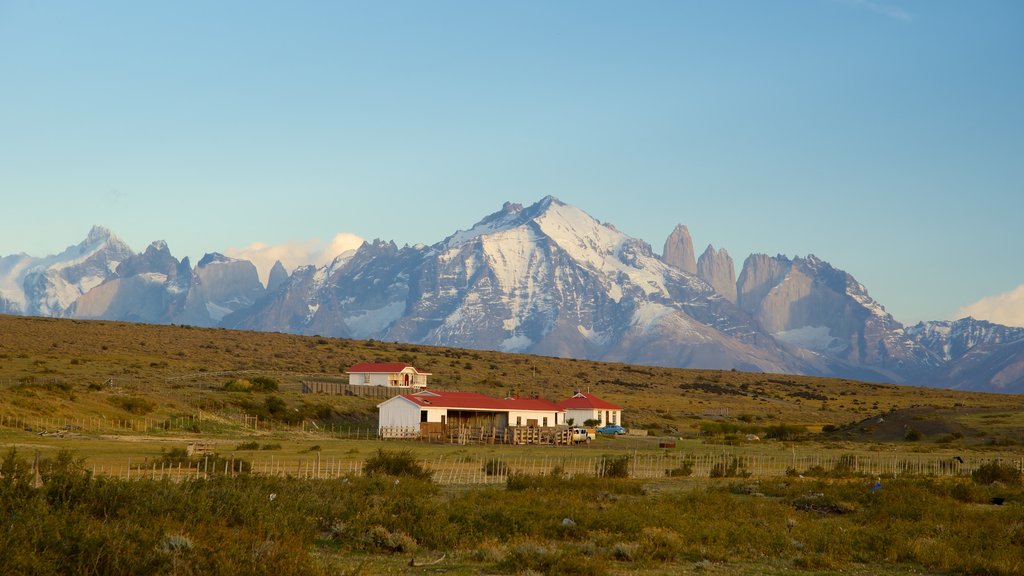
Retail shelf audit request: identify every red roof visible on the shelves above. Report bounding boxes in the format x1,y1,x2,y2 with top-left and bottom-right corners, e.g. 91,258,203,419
399,390,562,412
556,392,621,410
347,362,431,375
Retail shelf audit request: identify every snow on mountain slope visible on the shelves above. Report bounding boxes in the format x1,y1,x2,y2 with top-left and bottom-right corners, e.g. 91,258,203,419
0,226,134,316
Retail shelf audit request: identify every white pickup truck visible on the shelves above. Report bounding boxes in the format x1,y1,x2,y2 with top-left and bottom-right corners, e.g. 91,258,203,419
570,427,596,444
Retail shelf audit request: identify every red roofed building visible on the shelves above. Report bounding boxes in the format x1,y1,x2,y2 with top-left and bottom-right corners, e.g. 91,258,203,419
556,392,622,427
346,363,431,388
377,390,565,437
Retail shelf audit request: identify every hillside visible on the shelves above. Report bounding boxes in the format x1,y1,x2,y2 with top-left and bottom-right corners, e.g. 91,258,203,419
2,314,1021,439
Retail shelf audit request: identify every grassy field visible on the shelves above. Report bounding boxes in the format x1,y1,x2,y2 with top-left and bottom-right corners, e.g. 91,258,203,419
1,314,1023,575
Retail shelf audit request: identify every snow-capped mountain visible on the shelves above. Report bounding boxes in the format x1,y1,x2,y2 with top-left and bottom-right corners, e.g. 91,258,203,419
0,226,133,316
2,198,1022,392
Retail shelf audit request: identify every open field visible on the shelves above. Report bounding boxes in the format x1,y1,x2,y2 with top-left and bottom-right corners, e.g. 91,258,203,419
2,315,1023,574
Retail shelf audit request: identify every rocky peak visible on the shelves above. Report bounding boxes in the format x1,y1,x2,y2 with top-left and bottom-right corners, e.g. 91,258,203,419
662,224,696,274
267,260,289,293
736,254,792,314
197,252,234,268
697,244,736,303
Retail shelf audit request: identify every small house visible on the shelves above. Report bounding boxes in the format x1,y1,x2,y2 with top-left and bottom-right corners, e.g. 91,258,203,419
346,362,431,388
556,392,622,427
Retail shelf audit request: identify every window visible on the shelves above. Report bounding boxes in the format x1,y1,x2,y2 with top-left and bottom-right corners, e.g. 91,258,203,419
363,373,370,384
543,417,548,427
516,416,522,426
441,415,446,425
420,410,428,423
611,413,617,424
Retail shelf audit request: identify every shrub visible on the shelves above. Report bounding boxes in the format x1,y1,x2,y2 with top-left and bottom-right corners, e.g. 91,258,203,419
905,428,923,441
709,457,750,478
599,455,631,478
223,378,252,392
250,376,279,392
235,441,260,451
368,525,418,553
363,449,432,480
763,423,808,440
666,459,693,477
971,460,1022,485
483,459,509,476
108,396,155,415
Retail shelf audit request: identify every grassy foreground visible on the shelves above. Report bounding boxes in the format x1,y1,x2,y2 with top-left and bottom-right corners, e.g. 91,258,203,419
1,447,1022,576
2,316,1024,574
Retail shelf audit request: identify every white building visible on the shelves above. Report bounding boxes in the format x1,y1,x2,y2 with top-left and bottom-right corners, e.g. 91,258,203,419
346,362,431,388
556,392,622,426
377,390,565,437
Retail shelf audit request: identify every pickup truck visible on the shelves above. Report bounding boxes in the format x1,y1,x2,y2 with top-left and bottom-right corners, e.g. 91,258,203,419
570,427,596,443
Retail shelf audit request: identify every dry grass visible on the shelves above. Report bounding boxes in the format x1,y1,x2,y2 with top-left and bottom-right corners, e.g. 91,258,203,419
2,315,1020,432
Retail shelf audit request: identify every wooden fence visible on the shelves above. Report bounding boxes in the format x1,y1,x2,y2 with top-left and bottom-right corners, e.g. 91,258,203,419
81,451,1024,485
301,381,410,398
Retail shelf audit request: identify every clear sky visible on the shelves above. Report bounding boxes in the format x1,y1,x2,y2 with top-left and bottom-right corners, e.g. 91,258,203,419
1,1,1022,326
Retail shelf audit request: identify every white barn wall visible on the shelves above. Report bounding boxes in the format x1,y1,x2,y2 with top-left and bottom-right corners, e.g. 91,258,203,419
377,397,421,431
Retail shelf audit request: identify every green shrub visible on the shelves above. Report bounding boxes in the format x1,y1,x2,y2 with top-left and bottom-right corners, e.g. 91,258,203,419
971,460,1021,485
709,457,750,478
666,459,693,477
235,441,260,451
598,455,631,478
223,378,253,392
483,459,509,476
250,376,279,392
363,449,432,480
108,396,155,415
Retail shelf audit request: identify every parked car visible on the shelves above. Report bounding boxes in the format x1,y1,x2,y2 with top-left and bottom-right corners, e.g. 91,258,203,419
596,424,626,435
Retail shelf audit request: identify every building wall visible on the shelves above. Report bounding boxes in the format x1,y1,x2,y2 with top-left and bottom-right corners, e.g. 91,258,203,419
507,409,563,428
565,408,622,426
377,397,421,431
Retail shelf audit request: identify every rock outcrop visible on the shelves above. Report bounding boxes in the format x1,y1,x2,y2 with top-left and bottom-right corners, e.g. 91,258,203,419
662,224,696,274
697,245,736,303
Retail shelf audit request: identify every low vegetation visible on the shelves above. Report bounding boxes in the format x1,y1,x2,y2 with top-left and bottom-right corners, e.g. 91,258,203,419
1,448,1022,575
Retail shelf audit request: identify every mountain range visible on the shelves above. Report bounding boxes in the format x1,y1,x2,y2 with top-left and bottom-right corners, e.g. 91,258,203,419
2,197,1022,393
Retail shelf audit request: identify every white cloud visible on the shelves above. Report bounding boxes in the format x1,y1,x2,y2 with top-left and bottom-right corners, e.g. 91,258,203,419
954,284,1024,328
225,233,365,285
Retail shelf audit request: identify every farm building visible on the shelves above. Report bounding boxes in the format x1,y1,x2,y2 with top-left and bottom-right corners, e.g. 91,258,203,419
346,362,431,388
377,390,565,439
556,392,623,427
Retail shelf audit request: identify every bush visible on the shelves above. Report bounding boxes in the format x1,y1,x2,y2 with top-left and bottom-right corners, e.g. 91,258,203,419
709,457,750,478
363,449,432,481
666,459,693,477
598,455,631,478
971,460,1022,485
483,459,509,476
223,378,252,392
250,376,279,392
108,396,155,415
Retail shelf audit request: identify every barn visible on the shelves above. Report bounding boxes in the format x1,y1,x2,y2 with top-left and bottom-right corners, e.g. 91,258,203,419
377,390,565,438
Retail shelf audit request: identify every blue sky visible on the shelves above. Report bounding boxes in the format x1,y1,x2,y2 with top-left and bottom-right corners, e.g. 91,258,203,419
1,1,1022,326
